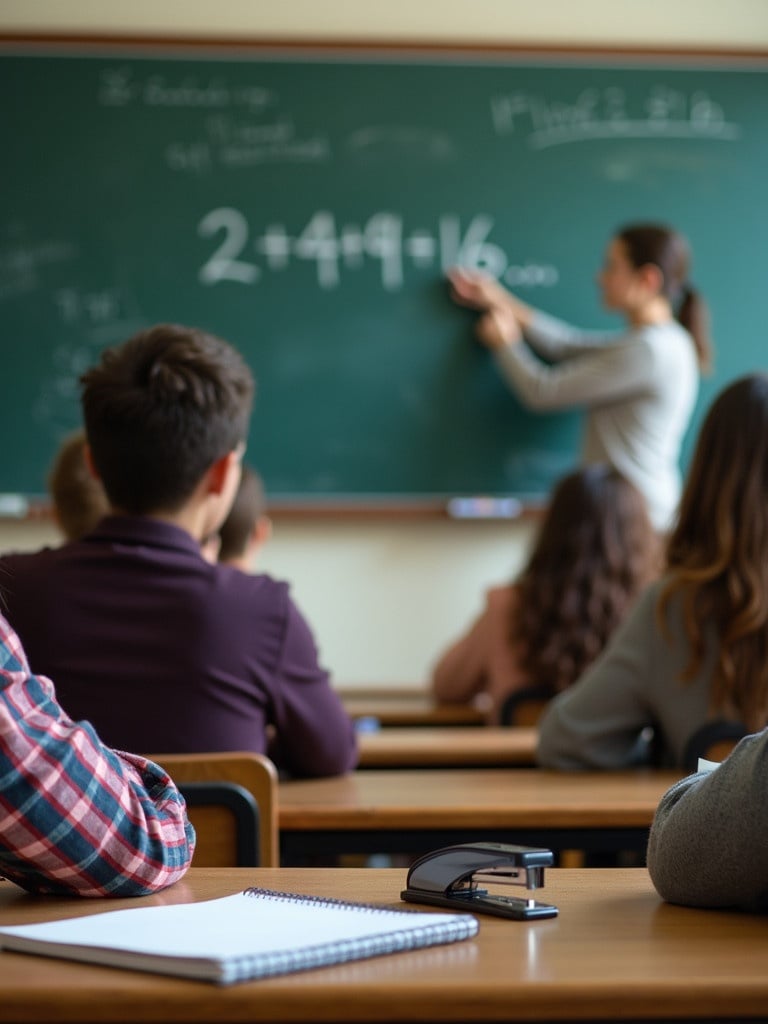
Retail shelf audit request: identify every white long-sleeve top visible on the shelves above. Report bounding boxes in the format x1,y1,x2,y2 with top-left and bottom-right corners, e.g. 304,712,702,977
493,310,699,530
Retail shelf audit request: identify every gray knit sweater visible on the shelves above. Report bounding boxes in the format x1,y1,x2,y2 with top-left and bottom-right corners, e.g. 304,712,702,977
647,729,768,911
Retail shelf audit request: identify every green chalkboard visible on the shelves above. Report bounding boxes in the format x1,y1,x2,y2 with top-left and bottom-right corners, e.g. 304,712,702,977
2,42,767,508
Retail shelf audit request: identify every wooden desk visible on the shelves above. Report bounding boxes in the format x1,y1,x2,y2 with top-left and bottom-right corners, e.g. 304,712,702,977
2,867,767,1023
279,768,683,862
341,689,487,727
357,727,537,768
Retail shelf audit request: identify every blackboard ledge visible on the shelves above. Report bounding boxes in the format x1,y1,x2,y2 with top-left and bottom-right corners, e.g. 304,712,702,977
267,499,546,520
0,497,547,523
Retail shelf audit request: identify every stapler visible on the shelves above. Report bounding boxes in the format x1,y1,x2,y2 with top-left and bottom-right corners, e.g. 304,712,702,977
401,842,558,920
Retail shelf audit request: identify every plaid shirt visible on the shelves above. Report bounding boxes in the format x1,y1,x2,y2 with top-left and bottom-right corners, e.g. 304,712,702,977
0,614,195,896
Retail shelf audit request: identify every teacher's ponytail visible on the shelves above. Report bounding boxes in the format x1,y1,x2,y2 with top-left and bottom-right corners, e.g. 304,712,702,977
677,282,712,374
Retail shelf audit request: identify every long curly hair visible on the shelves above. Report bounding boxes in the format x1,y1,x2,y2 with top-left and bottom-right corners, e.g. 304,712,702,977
658,373,768,731
511,465,659,690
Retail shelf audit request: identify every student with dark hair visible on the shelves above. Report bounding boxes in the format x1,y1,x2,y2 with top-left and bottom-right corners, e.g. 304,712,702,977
537,373,768,770
448,222,712,530
47,429,109,541
0,612,194,896
217,464,272,570
431,465,659,724
0,324,357,778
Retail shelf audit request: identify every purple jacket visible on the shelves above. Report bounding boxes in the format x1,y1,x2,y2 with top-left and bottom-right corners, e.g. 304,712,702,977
0,516,357,778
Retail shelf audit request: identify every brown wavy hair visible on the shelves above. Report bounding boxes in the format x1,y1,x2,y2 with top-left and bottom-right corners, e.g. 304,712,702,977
658,373,768,731
511,465,659,689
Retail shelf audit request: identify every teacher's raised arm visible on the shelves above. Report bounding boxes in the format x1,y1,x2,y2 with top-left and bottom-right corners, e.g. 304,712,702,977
447,223,713,531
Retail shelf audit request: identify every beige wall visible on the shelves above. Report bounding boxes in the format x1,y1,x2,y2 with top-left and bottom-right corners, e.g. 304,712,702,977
1,2,765,687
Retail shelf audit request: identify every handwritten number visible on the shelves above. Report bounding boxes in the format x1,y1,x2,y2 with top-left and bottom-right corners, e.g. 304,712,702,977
198,207,259,285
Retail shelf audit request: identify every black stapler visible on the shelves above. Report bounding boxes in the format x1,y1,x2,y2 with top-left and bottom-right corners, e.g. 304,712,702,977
401,842,558,920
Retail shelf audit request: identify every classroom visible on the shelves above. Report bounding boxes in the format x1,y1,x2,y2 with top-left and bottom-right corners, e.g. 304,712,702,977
1,2,768,1021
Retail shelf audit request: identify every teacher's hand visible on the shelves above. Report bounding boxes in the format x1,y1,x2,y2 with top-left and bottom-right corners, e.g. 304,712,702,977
447,267,509,312
448,267,534,331
475,307,522,350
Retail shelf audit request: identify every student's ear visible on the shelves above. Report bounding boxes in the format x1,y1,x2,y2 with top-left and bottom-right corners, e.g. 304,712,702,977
83,442,101,480
207,450,239,496
252,514,272,550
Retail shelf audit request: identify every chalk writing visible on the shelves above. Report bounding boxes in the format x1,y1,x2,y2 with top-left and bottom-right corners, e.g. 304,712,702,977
491,85,741,149
98,68,275,112
197,207,558,292
55,287,126,326
0,232,77,302
30,285,145,437
165,114,330,173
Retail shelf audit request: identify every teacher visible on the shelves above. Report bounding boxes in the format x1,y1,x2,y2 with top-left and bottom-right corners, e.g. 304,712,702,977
448,222,712,531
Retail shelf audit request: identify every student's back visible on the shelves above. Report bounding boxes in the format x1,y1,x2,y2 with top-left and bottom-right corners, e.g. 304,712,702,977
0,324,356,778
0,521,347,772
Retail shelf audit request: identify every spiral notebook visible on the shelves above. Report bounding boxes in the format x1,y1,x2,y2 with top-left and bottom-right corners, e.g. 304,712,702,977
0,887,479,985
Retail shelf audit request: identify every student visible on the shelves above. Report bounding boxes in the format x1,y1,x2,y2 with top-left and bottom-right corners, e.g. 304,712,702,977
47,429,109,541
0,611,194,897
646,729,768,911
448,222,711,531
217,464,272,571
537,373,768,770
430,465,658,724
0,324,357,778
200,465,269,566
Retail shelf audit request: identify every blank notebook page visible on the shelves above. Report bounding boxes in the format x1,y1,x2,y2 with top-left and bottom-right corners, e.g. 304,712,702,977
0,887,480,984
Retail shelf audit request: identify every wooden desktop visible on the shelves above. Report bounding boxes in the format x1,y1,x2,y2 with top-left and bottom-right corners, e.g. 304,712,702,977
356,726,538,768
1,867,766,1023
278,768,683,862
340,687,487,727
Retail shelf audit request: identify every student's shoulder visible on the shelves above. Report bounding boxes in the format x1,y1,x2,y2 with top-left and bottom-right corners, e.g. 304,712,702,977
211,563,292,606
0,544,66,578
485,584,518,614
623,578,666,625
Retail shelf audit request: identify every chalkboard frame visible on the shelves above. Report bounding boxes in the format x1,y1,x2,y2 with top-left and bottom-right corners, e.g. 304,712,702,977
2,33,767,519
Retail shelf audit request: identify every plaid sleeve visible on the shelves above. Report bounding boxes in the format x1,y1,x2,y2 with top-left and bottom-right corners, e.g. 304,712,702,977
0,615,195,897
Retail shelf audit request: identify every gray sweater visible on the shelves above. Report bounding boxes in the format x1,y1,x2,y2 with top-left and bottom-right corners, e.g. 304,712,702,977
647,729,768,911
493,311,698,530
536,580,726,770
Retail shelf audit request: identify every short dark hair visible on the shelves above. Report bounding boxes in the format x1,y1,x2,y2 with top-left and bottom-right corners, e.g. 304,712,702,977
81,324,254,515
218,465,267,562
47,429,110,540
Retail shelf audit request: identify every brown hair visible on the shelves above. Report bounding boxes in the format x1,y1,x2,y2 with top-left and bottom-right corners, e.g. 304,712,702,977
81,324,254,515
617,222,713,373
217,465,267,562
659,373,768,732
512,465,659,690
47,430,110,540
